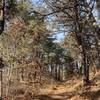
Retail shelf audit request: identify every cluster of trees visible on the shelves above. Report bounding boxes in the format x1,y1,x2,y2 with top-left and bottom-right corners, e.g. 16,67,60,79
0,0,100,89
34,0,100,84
0,0,73,85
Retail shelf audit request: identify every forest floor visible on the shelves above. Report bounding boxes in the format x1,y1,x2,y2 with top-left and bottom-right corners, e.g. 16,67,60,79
5,70,100,100
33,70,100,100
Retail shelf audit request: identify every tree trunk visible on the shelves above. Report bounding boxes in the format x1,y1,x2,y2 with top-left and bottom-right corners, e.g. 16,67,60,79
0,0,5,34
57,64,60,81
82,47,90,85
0,70,2,100
74,0,90,85
53,64,57,80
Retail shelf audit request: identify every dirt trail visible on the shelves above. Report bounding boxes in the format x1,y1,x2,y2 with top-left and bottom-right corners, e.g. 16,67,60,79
11,70,100,100
33,71,100,100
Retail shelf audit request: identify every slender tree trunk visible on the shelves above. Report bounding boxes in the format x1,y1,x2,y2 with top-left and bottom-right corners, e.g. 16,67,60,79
51,64,53,76
0,0,5,34
82,50,89,84
55,64,57,80
74,0,90,84
57,64,60,81
0,69,2,100
95,30,100,67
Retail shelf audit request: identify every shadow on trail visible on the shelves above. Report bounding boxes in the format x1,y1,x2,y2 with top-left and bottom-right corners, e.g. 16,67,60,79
33,95,60,100
33,91,75,100
80,89,100,100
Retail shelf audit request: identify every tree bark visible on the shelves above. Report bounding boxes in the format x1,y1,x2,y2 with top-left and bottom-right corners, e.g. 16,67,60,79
74,0,90,84
82,49,89,85
0,0,5,34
